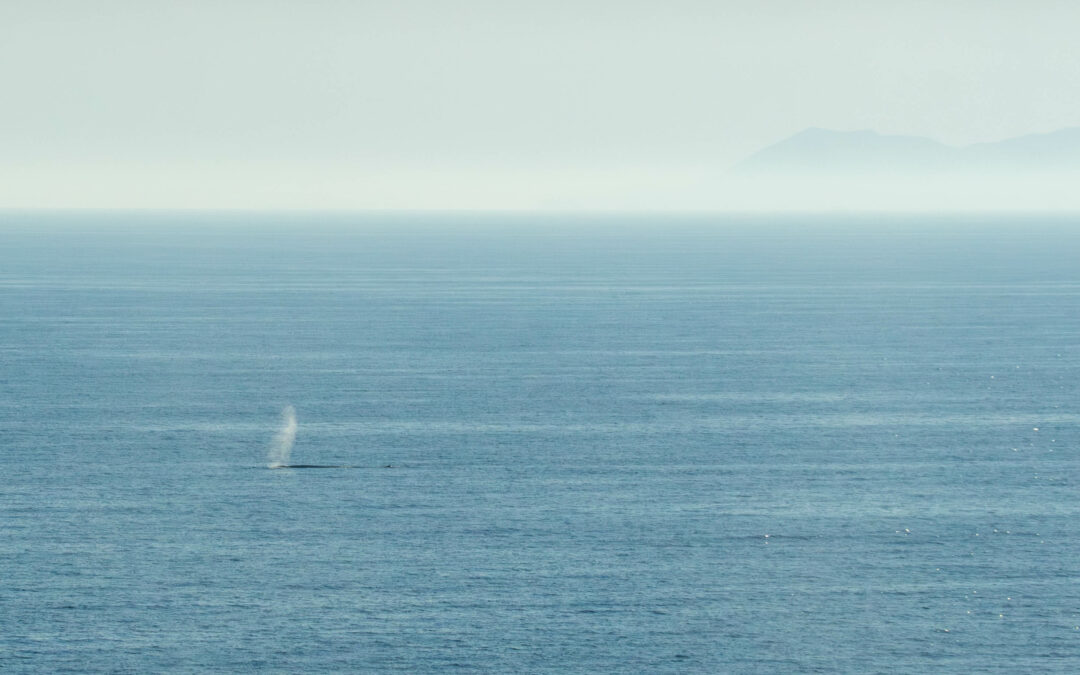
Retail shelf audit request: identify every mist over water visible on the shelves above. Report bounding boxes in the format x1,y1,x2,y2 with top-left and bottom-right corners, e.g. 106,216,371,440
267,405,297,468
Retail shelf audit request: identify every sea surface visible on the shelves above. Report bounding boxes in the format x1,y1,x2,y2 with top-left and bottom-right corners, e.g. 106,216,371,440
2,212,1079,672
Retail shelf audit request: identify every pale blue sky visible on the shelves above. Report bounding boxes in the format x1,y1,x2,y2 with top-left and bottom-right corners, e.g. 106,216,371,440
4,0,1080,209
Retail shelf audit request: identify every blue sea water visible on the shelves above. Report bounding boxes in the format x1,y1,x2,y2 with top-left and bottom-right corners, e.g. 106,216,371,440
1,212,1079,672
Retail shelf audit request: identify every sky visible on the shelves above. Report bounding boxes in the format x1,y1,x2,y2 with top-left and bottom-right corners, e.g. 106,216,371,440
4,0,1080,210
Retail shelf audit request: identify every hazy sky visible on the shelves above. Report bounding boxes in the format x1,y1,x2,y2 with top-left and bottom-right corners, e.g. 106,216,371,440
4,0,1080,209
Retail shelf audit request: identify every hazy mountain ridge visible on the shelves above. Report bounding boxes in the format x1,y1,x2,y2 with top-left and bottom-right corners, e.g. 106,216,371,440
736,127,1080,174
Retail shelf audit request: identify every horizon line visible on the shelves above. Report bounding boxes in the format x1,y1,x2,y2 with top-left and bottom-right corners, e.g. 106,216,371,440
6,205,1080,212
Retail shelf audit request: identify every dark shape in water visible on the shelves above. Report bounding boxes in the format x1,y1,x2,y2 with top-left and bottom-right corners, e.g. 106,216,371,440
270,464,352,469
268,464,396,469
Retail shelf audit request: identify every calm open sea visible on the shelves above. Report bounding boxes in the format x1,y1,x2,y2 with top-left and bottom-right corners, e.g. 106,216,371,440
2,213,1079,672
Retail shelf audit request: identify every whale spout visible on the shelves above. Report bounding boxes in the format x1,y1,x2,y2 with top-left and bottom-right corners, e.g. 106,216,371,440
267,405,298,468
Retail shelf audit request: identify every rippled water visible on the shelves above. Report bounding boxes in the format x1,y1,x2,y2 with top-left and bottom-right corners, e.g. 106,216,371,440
2,213,1079,672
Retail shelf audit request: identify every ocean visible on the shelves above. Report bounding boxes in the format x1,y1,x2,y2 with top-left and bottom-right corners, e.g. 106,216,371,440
2,212,1078,672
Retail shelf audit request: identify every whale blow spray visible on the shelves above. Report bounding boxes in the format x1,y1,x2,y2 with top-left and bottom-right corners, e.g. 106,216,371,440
267,405,297,468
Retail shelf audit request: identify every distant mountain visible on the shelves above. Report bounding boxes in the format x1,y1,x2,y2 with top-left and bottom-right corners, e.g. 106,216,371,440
735,127,1080,175
962,127,1080,170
